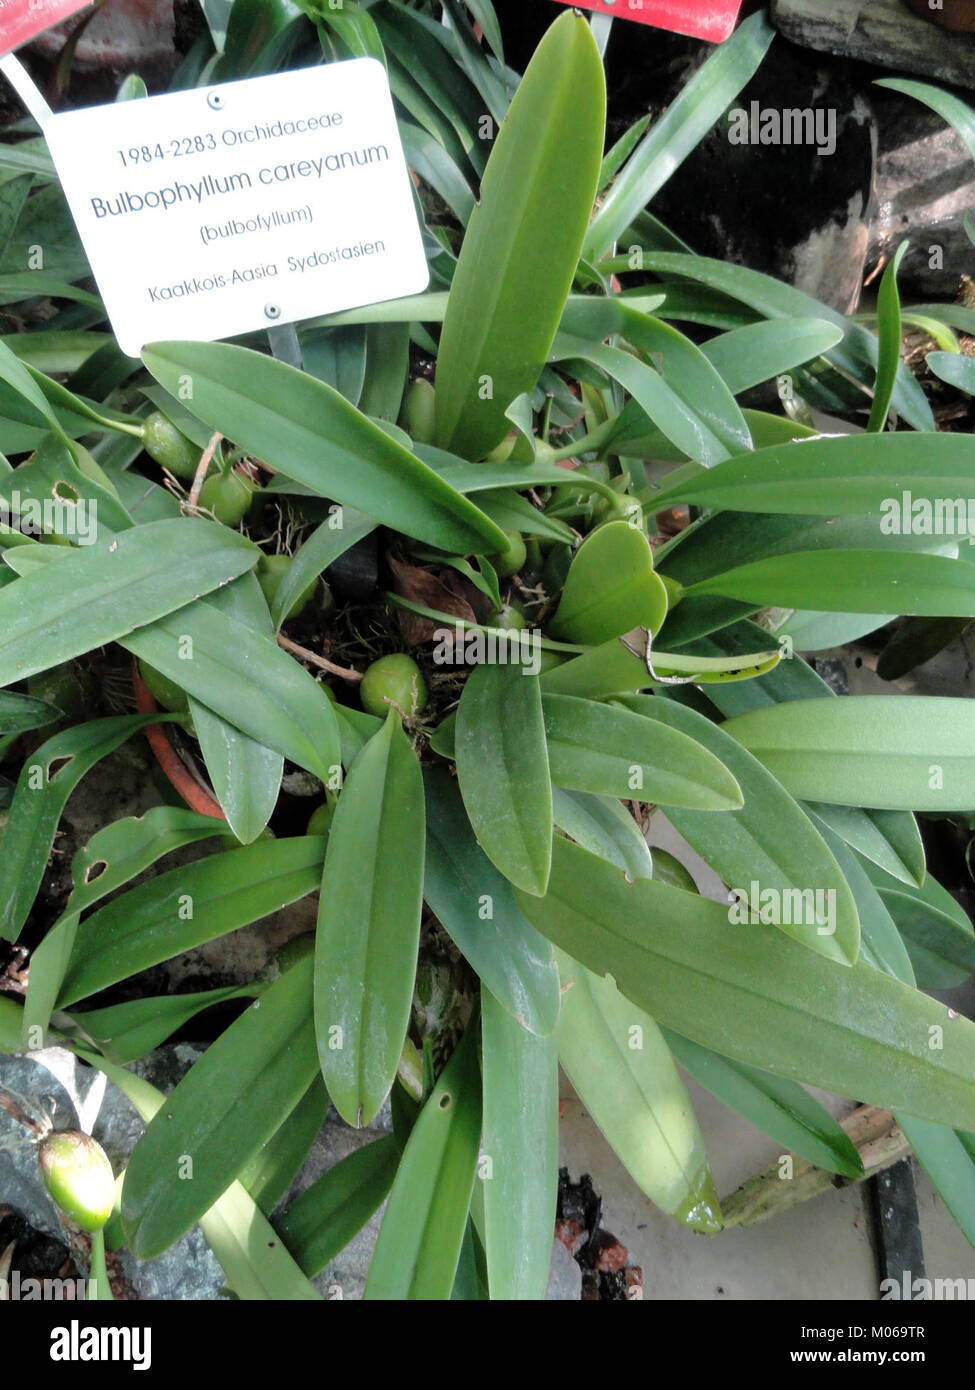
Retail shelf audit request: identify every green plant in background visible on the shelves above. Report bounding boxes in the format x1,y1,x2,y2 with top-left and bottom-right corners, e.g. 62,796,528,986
1,1,975,1300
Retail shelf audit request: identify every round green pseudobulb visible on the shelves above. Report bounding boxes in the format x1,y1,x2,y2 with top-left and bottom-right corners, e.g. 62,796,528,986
38,1131,115,1233
360,653,428,719
142,412,202,481
491,530,527,578
257,553,318,619
199,470,259,527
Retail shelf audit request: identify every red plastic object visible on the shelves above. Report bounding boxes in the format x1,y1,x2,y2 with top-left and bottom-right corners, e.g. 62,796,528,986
553,0,745,42
0,0,94,57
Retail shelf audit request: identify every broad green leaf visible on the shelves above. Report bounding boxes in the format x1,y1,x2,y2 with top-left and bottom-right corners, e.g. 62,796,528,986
551,787,652,881
455,663,552,895
662,1030,863,1179
434,11,605,458
142,341,506,555
612,252,933,432
0,518,257,687
515,836,975,1131
684,550,975,618
315,713,425,1126
423,767,560,1038
927,351,975,397
481,987,559,1298
63,983,264,1066
583,10,774,260
23,806,224,1043
75,1045,321,1299
623,695,861,964
276,1134,399,1276
806,802,924,889
365,1021,482,1300
721,696,975,810
124,598,341,784
190,572,283,843
548,522,668,644
557,950,721,1228
544,694,742,809
238,1077,330,1217
58,837,324,1007
700,318,844,394
0,714,165,941
270,511,375,631
0,689,60,735
871,876,975,990
651,433,974,516
121,954,320,1258
895,1114,975,1254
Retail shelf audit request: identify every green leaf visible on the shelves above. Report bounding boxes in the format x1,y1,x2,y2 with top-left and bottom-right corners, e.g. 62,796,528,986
124,598,341,784
142,341,506,555
557,951,722,1229
583,10,774,260
122,954,320,1258
239,1077,330,1217
434,11,605,458
684,550,975,618
700,318,844,395
75,1045,321,1299
0,518,257,688
0,714,165,941
455,663,552,895
548,521,668,644
894,1114,975,1254
315,713,425,1126
515,836,975,1131
871,876,975,990
23,806,224,1043
64,983,264,1066
875,78,975,163
622,694,861,966
190,573,283,843
651,432,974,516
551,787,652,881
58,837,324,1007
662,1029,863,1179
867,241,908,433
806,802,924,889
270,511,374,631
364,1021,482,1300
0,689,60,735
927,351,975,397
481,987,559,1298
720,696,975,810
544,694,743,809
423,767,560,1038
276,1134,399,1276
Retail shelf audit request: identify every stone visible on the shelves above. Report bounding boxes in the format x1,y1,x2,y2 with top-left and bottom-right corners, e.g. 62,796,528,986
869,91,975,298
771,0,975,90
546,1234,583,1301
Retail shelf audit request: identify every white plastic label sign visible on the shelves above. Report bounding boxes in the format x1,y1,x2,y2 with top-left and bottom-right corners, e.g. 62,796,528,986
44,60,430,356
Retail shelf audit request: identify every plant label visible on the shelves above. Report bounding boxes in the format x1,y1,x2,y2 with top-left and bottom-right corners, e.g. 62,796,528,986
0,0,94,56
552,0,745,42
44,60,430,356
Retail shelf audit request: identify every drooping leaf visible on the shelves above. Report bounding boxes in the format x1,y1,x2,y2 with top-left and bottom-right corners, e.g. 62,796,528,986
276,1134,399,1276
481,988,559,1298
455,663,552,895
515,836,975,1131
315,713,425,1126
121,955,321,1258
423,767,560,1038
557,950,722,1229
